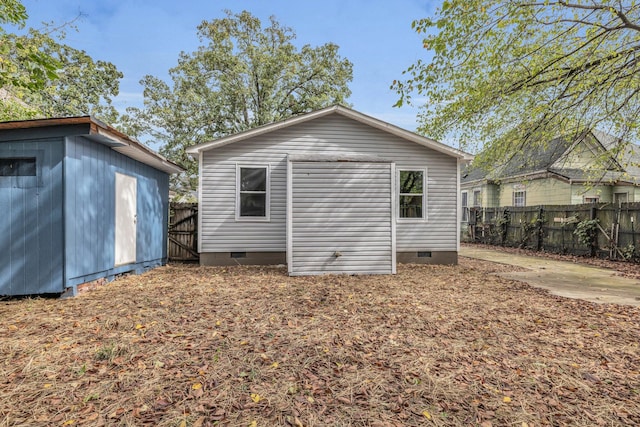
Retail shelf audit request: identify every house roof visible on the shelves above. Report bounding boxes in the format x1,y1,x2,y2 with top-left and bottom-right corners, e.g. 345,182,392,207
462,130,640,185
186,105,474,161
0,116,184,174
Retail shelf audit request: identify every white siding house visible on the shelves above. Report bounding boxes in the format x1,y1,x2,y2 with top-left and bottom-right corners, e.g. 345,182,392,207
186,106,472,275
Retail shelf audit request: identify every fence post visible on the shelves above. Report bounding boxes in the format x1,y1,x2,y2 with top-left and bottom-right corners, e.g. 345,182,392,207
589,206,597,257
536,206,544,251
500,208,510,246
613,204,620,260
632,214,637,256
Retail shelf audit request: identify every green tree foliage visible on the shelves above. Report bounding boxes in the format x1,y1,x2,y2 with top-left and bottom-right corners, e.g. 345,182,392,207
0,0,58,93
393,1,640,169
127,10,353,193
19,30,124,122
0,0,123,122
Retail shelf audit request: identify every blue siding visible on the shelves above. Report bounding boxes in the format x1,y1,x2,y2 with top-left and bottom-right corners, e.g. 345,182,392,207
0,139,64,295
64,136,169,286
1,127,170,296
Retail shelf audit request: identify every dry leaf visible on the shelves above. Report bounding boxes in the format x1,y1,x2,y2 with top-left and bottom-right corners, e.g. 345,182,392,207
2,261,640,427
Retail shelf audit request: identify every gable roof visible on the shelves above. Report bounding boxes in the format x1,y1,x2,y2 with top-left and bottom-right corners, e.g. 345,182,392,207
0,116,183,174
186,105,473,161
462,136,573,183
462,130,638,185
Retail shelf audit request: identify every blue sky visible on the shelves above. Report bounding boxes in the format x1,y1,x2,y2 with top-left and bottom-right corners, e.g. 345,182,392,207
22,0,437,132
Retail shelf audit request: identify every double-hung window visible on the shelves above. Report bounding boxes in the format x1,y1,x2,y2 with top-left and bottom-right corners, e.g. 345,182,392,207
473,190,481,207
461,191,469,222
398,169,426,219
513,190,526,207
236,165,270,221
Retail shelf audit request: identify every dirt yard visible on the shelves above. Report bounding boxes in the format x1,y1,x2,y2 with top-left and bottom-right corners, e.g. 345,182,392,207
1,260,639,426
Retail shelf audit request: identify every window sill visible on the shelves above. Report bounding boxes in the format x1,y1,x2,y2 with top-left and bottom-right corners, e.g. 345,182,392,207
396,217,428,223
235,217,271,223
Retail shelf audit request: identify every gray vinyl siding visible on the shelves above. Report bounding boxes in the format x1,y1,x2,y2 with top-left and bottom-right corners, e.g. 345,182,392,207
200,114,459,252
289,162,393,275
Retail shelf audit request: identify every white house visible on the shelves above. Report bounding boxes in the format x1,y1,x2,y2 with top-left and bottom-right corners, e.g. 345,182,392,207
186,106,472,275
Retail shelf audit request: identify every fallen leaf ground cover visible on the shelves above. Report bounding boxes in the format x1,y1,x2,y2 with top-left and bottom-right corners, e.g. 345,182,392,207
1,260,639,426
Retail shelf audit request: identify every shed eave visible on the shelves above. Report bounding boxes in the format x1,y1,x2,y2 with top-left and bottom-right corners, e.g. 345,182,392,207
0,115,184,175
91,127,184,174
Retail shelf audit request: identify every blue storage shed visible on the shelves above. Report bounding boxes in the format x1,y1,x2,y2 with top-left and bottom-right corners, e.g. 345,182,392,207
0,116,183,296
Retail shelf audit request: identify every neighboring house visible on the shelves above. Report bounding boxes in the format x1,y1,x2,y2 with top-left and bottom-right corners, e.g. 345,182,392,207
461,129,640,217
0,116,183,296
186,105,473,275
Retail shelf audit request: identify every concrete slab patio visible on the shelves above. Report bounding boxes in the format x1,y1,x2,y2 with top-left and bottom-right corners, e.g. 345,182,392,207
460,246,640,306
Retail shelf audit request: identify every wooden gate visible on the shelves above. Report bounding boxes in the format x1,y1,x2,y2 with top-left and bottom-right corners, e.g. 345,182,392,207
168,203,198,262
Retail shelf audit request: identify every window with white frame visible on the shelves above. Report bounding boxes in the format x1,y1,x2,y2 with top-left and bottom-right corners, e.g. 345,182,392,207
236,165,269,220
584,196,600,204
473,189,481,207
512,190,526,207
398,169,426,219
461,191,469,222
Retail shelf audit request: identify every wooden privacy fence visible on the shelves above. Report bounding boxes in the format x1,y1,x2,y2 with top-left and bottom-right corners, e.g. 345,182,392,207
464,202,640,260
168,203,198,262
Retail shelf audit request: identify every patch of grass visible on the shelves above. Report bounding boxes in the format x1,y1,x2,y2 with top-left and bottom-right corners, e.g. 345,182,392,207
94,342,128,362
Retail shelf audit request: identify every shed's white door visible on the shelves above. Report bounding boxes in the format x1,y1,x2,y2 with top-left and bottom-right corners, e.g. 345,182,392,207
115,172,137,266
